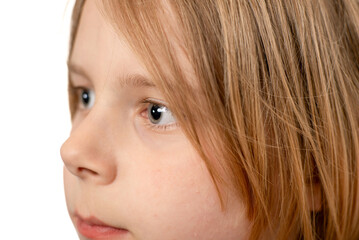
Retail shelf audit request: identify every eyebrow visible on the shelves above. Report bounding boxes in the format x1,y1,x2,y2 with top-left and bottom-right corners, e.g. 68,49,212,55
67,62,157,89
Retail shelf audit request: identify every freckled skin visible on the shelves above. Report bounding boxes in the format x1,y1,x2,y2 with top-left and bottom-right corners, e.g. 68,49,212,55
61,0,251,239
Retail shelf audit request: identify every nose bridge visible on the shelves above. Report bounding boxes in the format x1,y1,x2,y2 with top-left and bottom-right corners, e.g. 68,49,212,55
61,110,117,185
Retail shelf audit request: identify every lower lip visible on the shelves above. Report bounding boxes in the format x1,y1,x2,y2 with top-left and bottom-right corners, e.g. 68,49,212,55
76,217,128,240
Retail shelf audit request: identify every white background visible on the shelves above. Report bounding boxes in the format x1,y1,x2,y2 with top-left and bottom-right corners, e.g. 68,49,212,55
0,0,77,239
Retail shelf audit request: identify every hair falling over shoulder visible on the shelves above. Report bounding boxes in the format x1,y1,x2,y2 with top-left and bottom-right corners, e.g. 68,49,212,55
69,0,359,239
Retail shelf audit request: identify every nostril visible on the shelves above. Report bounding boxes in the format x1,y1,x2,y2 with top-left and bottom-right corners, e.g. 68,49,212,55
78,167,99,176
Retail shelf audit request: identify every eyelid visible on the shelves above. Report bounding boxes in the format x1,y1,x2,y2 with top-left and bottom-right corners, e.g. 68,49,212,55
71,86,86,91
140,97,168,106
143,120,180,132
69,85,89,95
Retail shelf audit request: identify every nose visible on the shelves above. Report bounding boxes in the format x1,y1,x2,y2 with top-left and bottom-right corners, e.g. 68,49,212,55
60,115,117,185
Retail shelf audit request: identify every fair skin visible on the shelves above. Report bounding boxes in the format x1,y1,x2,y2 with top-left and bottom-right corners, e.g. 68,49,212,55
61,0,250,239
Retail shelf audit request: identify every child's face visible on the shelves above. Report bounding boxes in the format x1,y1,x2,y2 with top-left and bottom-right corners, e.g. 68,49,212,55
61,1,250,239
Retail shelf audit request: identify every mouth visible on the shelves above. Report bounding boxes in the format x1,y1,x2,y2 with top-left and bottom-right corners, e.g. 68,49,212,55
74,212,129,240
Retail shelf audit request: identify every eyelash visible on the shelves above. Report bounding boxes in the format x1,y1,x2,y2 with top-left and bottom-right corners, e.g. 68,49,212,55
70,86,179,133
139,99,180,133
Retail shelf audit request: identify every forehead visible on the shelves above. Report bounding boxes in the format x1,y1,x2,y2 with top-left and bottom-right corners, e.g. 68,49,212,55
70,0,150,82
70,0,197,89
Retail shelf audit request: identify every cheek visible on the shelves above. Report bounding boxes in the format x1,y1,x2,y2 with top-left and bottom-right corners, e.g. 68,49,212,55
131,118,218,218
140,152,216,212
122,143,239,239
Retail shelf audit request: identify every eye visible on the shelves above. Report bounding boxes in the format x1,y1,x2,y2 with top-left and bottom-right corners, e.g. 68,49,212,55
78,88,95,109
147,103,176,126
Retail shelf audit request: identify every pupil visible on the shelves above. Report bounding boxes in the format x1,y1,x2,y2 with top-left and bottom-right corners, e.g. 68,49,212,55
151,105,162,121
82,91,90,105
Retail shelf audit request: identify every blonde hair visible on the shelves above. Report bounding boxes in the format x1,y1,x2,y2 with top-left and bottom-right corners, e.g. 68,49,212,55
68,1,359,239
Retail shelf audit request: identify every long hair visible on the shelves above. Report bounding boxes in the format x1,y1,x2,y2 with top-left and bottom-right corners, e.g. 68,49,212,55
68,1,359,239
